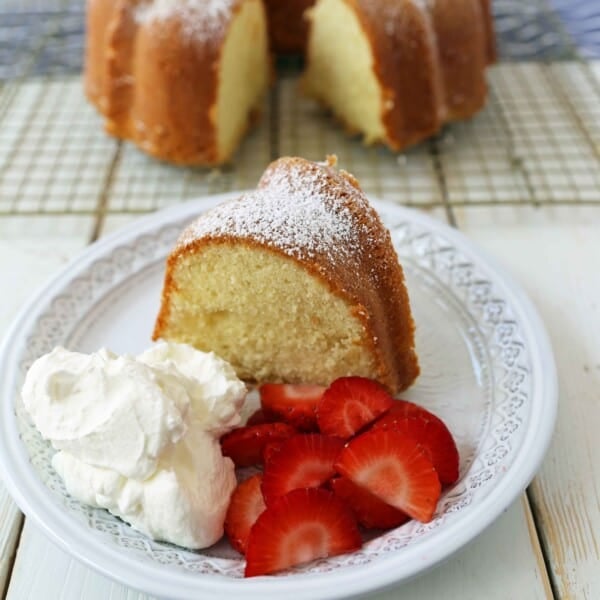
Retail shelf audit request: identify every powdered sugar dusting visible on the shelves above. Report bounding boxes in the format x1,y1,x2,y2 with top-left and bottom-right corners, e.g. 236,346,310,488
134,0,236,42
178,160,385,267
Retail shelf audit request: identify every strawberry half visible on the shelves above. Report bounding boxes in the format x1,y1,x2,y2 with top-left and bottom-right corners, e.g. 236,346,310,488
330,477,410,529
246,409,273,426
335,429,441,522
261,433,344,505
259,384,325,431
372,414,459,485
374,399,447,429
220,422,297,467
224,473,266,555
244,487,362,577
316,376,394,439
261,440,284,464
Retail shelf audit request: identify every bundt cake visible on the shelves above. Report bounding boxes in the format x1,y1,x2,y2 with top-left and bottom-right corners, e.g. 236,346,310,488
84,0,495,163
263,0,315,53
85,0,270,165
302,0,496,150
153,156,419,393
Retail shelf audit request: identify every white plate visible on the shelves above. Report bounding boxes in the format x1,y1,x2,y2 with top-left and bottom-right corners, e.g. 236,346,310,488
0,195,557,600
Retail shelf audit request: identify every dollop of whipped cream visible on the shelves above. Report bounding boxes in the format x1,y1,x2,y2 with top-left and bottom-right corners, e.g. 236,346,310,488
21,341,247,549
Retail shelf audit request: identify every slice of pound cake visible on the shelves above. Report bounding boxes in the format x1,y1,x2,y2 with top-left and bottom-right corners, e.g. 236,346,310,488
153,156,419,393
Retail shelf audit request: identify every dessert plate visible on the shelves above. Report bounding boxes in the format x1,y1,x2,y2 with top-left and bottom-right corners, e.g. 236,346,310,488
0,194,557,600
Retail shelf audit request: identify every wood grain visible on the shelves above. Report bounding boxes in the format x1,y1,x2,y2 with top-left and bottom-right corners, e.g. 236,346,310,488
0,491,21,599
456,205,600,599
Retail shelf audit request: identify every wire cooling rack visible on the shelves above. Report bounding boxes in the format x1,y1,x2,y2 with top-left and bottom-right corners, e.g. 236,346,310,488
0,0,599,216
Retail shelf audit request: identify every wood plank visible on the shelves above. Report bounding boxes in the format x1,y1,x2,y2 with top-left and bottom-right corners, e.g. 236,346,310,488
0,216,95,597
455,204,600,599
0,491,21,599
7,521,156,600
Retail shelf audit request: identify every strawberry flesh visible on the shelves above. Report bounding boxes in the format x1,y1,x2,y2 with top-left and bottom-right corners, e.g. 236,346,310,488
261,433,344,505
317,376,394,439
330,476,410,529
246,409,273,426
220,422,297,467
260,383,325,431
224,474,266,555
261,440,284,464
244,487,362,577
375,399,447,429
372,414,459,485
335,429,441,522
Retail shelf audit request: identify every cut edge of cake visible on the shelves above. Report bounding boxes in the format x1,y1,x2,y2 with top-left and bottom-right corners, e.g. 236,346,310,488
153,156,420,393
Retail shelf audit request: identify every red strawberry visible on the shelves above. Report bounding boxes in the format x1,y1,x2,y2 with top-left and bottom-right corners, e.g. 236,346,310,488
261,440,284,464
220,423,296,467
261,434,344,505
246,409,273,426
372,415,459,485
245,487,362,577
316,376,394,439
224,474,266,555
259,384,325,431
374,399,447,429
335,429,441,522
330,477,410,529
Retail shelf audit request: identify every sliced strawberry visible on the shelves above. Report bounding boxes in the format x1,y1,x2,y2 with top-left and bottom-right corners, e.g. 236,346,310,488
259,384,325,431
317,377,394,439
335,429,441,522
373,399,447,429
246,409,273,426
261,440,284,464
224,474,266,555
245,487,361,577
330,477,410,529
220,423,297,467
372,415,459,485
261,434,344,505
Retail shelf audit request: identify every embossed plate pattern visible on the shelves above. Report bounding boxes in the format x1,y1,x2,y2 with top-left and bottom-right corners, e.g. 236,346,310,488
0,195,557,599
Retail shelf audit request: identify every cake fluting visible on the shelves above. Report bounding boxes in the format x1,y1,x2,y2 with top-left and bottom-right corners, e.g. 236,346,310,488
85,0,270,165
263,0,316,53
153,156,420,393
302,0,495,150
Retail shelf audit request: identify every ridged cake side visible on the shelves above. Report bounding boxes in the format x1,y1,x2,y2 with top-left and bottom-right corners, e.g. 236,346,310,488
302,0,496,151
84,0,270,165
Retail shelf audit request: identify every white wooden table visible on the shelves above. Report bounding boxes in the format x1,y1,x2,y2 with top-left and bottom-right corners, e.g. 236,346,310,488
1,63,599,599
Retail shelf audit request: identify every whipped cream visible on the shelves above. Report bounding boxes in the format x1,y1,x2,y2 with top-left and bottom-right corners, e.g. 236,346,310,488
22,341,247,549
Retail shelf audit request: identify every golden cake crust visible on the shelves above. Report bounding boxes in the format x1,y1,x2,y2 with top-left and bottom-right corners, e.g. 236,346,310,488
429,0,490,121
85,0,267,165
351,0,445,150
303,0,496,151
263,0,315,53
86,0,496,162
153,156,420,393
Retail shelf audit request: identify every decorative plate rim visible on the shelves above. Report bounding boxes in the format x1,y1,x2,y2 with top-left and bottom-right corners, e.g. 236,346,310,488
0,194,557,600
